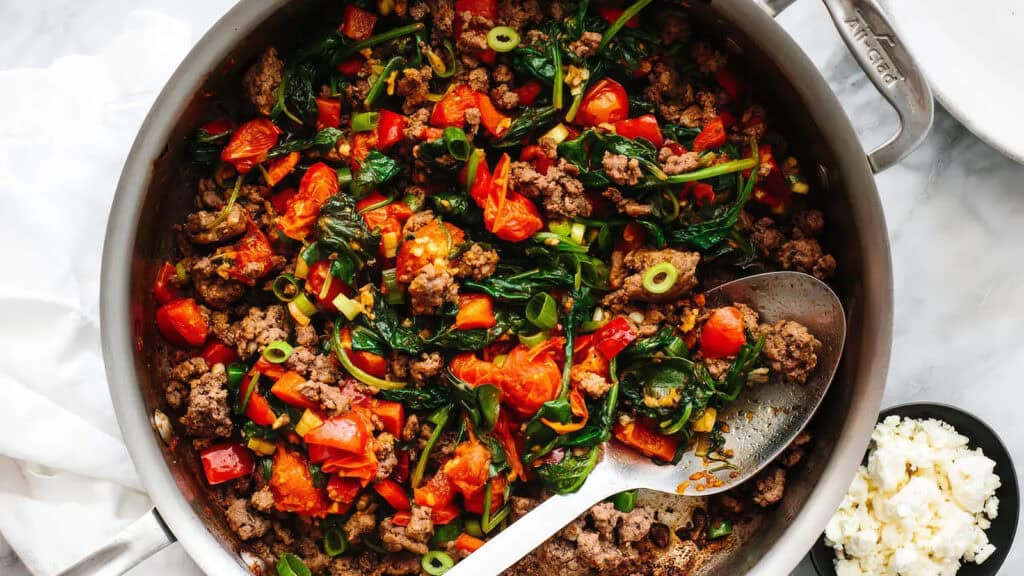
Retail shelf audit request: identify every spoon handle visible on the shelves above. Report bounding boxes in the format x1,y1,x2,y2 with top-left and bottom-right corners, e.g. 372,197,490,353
444,466,625,576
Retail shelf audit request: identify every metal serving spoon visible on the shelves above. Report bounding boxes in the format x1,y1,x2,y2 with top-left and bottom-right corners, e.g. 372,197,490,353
445,271,846,576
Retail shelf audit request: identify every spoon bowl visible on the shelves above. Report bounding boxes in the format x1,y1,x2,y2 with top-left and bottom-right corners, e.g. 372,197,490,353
446,271,847,576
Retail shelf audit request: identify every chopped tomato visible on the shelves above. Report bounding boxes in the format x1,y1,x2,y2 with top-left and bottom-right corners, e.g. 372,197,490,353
244,380,277,427
304,413,371,454
377,110,407,151
464,475,506,515
200,119,233,137
269,371,320,410
475,91,511,137
592,317,637,360
494,412,526,481
220,118,281,174
700,306,747,359
395,219,466,281
454,293,497,330
454,533,486,553
278,162,339,240
576,78,629,127
692,117,726,152
520,145,554,175
690,182,715,207
341,5,378,40
199,443,255,485
263,151,300,186
374,479,412,511
156,298,208,348
430,84,479,128
225,220,277,286
251,356,287,381
153,262,181,305
613,419,679,462
514,80,543,107
337,326,389,378
414,472,457,508
201,341,238,367
500,340,562,418
449,353,502,387
431,503,462,525
614,115,664,147
315,97,341,130
271,447,328,517
337,56,364,76
443,439,491,497
322,448,378,486
326,476,363,503
595,4,640,28
270,187,297,214
369,399,405,437
472,153,544,243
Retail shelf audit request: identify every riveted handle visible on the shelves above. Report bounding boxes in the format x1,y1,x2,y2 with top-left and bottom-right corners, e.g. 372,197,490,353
57,509,175,576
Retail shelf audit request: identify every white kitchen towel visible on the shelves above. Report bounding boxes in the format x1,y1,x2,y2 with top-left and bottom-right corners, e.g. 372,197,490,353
0,1,231,574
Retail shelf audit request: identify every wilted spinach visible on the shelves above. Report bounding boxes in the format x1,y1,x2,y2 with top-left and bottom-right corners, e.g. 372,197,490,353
350,151,401,198
463,269,574,302
379,386,453,411
358,286,424,354
536,445,600,494
316,193,380,262
267,127,342,159
492,106,560,149
668,168,756,250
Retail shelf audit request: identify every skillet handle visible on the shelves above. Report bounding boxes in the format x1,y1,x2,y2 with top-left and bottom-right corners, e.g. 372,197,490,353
57,508,175,576
765,0,934,173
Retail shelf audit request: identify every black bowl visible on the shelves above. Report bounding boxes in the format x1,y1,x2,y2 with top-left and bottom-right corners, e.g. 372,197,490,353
810,402,1019,576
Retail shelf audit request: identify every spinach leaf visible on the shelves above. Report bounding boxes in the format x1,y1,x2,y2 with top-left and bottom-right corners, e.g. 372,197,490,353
379,386,453,411
285,61,318,120
429,190,471,219
268,127,342,158
350,325,386,356
492,106,560,149
351,151,401,198
416,138,461,176
359,286,424,354
635,219,666,248
188,127,230,166
629,95,656,116
422,311,520,351
662,125,701,147
512,46,557,85
463,269,574,302
536,445,600,494
716,335,766,402
316,193,380,262
668,169,756,250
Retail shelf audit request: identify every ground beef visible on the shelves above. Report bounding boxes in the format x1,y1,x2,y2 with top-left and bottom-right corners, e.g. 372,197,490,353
225,498,269,541
602,152,643,186
749,216,837,279
693,42,726,73
344,502,378,543
759,320,820,384
750,217,786,257
297,379,350,415
456,12,493,55
678,104,703,128
659,10,692,44
185,205,247,245
753,466,786,507
243,47,284,116
659,145,701,175
568,31,602,58
179,363,232,438
381,504,434,555
411,0,455,39
490,83,520,110
777,238,837,279
734,302,761,334
618,507,654,544
779,431,812,469
294,324,318,347
286,347,341,384
604,249,701,305
408,263,459,315
410,352,444,384
404,107,431,141
576,371,611,399
396,66,433,114
644,62,694,122
374,433,398,480
498,0,542,29
509,158,590,220
602,187,652,217
793,209,826,237
251,486,274,512
229,305,291,360
466,67,489,92
166,357,209,409
454,243,499,280
402,209,436,236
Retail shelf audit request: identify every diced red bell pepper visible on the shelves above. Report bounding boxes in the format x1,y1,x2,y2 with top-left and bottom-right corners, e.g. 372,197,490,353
373,479,412,511
245,389,277,427
431,503,462,525
156,298,208,348
692,117,726,152
271,447,328,517
475,92,511,138
700,306,747,359
414,472,457,508
614,115,664,147
454,533,486,553
519,145,554,175
430,84,479,129
251,357,287,381
337,327,389,378
515,80,543,107
153,262,181,305
715,69,740,101
592,316,637,360
270,187,297,214
263,151,300,186
315,97,341,131
306,260,354,313
751,144,792,208
221,118,282,174
201,341,238,367
377,110,406,151
613,419,679,462
576,78,629,127
455,0,497,17
200,443,255,485
327,476,363,503
595,4,640,28
304,413,371,454
341,5,378,41
369,399,405,437
278,162,339,240
454,293,497,330
269,371,320,410
337,56,364,76
690,182,715,207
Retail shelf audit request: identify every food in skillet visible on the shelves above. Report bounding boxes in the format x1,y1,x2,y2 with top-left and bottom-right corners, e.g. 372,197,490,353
153,0,837,573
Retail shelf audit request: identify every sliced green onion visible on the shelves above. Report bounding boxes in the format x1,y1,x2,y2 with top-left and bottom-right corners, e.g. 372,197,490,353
659,402,693,435
227,363,248,390
263,340,294,364
272,274,300,302
465,148,484,194
597,0,653,52
653,190,680,222
464,517,484,538
324,527,349,557
333,322,406,389
383,268,404,305
708,519,734,540
337,166,353,188
532,232,590,253
364,56,405,109
548,220,571,236
351,111,380,132
237,370,260,414
551,43,563,110
518,331,549,348
209,174,242,229
526,293,558,331
421,551,454,575
569,222,586,245
412,404,453,488
332,293,365,321
481,481,510,533
292,292,317,317
660,157,758,185
260,457,273,480
430,517,465,545
357,195,394,214
611,489,639,513
642,262,679,294
486,26,521,52
276,553,312,576
174,261,188,283
477,384,501,432
337,23,425,63
443,127,471,161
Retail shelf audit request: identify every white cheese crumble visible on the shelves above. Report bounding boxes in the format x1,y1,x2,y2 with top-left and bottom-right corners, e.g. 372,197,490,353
825,415,1001,576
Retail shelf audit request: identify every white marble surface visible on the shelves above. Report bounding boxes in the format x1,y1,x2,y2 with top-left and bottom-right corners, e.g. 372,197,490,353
0,0,1020,574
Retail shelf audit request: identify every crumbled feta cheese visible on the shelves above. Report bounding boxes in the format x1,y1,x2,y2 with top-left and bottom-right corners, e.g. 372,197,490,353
825,416,1001,575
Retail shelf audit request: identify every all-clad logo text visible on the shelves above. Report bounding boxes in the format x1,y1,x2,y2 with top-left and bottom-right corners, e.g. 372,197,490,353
844,11,902,87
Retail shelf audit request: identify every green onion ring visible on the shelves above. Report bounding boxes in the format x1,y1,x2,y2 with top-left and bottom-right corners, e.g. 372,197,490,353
486,26,521,52
237,370,260,414
464,517,484,538
323,527,349,557
351,111,380,132
263,340,294,364
465,148,484,195
517,331,549,348
259,457,273,480
276,553,312,576
364,56,405,109
442,127,471,161
382,268,404,305
226,363,248,390
525,292,558,331
272,274,300,302
421,551,455,575
641,262,679,294
337,166,353,188
292,292,317,317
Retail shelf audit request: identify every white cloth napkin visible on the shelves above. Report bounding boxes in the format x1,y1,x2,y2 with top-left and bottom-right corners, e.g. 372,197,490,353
0,1,232,573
